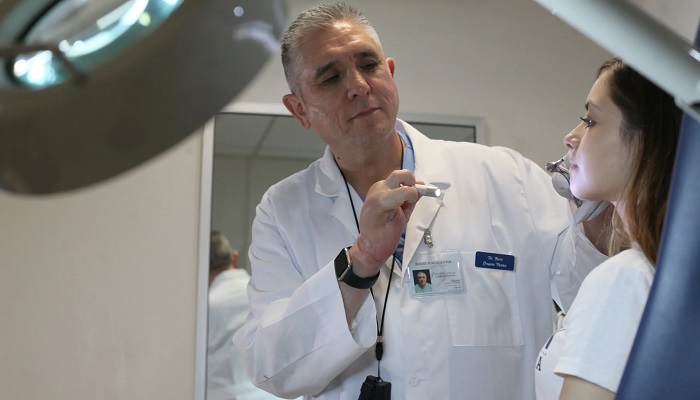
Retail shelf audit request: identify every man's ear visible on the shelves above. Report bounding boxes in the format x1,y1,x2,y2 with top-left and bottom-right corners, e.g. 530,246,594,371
282,93,311,129
230,250,239,269
387,57,395,77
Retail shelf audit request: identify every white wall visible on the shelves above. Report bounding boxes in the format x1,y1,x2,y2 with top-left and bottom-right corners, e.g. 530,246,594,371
0,132,207,400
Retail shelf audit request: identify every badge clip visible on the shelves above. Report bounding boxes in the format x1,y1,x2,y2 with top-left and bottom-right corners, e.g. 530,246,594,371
423,229,434,248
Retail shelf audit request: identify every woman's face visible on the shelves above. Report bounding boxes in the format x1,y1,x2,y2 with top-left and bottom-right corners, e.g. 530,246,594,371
563,71,635,206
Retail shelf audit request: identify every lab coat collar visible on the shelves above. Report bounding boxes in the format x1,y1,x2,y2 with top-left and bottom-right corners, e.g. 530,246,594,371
316,146,344,197
316,146,361,237
210,268,250,292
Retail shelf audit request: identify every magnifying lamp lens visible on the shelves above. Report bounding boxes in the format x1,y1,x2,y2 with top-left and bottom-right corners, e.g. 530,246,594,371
13,0,183,88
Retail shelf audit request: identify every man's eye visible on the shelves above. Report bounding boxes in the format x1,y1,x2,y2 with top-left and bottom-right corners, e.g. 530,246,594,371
579,116,595,127
361,62,378,70
321,75,339,85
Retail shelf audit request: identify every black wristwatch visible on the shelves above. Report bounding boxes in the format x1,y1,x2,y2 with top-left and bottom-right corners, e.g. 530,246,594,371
334,246,380,289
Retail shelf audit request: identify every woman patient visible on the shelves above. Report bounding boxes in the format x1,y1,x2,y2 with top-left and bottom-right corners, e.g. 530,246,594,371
534,57,682,399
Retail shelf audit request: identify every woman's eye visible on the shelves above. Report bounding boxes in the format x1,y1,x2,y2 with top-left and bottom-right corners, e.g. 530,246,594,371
579,116,595,127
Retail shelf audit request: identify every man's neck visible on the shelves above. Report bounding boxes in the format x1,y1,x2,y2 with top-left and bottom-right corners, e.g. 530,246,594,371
334,132,404,198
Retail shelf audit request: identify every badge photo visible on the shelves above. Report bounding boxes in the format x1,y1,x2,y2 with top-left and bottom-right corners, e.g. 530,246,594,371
408,251,464,298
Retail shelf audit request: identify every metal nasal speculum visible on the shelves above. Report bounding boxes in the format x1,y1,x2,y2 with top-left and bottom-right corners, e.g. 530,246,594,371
545,157,583,208
545,158,568,175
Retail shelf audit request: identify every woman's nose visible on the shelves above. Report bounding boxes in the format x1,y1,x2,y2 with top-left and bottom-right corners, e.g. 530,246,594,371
563,126,580,151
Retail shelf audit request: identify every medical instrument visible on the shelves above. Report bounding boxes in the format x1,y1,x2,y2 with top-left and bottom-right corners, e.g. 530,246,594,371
545,158,568,175
413,184,441,198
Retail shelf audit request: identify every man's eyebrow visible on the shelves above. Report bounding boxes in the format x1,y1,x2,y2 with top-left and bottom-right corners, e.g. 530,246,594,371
356,49,379,59
314,61,337,80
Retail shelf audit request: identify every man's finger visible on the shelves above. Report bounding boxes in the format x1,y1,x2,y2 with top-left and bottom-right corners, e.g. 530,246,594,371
377,185,420,210
383,169,416,189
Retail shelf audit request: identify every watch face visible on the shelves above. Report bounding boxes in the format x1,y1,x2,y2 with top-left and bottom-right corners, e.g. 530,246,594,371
334,247,379,289
335,248,351,279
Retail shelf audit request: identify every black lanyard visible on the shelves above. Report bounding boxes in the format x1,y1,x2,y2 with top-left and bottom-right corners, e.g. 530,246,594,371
333,136,404,378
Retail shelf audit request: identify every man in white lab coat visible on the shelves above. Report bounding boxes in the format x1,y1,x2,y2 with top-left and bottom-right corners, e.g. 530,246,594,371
208,231,285,400
233,3,606,399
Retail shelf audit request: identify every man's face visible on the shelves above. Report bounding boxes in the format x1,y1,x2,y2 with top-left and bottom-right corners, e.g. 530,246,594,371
282,21,400,151
417,272,427,288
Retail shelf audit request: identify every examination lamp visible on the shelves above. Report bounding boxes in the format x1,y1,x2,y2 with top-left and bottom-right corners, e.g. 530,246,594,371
532,0,700,123
0,0,286,194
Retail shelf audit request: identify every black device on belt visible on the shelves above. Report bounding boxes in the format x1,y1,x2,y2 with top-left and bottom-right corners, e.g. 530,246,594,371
359,376,391,400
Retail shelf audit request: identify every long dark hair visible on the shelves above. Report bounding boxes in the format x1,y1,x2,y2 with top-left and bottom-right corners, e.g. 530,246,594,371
600,58,682,264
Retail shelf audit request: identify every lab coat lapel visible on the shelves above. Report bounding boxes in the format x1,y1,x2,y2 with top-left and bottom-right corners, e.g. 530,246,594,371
316,147,360,238
399,121,448,270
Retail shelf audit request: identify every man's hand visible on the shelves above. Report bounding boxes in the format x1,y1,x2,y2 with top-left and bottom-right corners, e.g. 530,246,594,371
350,169,420,278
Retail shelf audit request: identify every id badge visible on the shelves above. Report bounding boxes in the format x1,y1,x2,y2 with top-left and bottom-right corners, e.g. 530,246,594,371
408,251,464,297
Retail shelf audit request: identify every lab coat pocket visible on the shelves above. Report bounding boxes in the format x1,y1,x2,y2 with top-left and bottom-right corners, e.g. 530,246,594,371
446,251,524,346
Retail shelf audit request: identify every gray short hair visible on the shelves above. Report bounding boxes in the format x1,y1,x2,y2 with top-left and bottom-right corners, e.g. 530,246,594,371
210,231,233,271
280,2,383,94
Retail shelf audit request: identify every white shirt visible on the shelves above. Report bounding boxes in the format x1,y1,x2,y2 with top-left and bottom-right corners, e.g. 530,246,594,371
234,120,606,400
535,248,655,398
208,269,282,400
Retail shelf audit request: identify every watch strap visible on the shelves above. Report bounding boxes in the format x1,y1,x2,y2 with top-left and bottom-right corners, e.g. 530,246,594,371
334,246,379,289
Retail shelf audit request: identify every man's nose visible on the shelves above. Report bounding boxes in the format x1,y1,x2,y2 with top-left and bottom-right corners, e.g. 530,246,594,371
347,70,370,98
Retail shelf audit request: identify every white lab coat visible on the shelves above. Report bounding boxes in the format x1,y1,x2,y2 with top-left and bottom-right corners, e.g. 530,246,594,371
233,120,606,400
208,269,284,400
